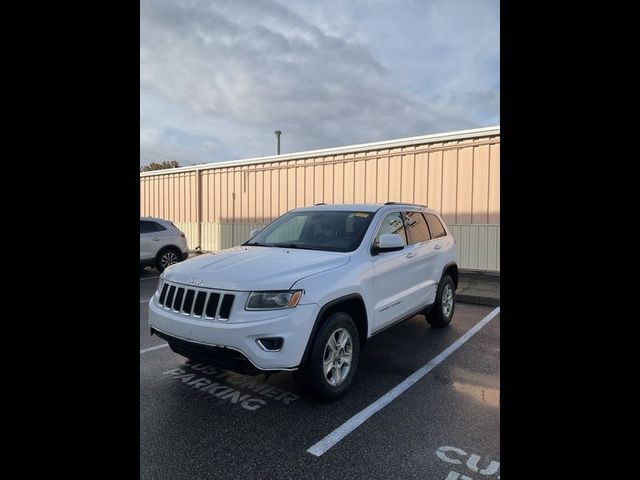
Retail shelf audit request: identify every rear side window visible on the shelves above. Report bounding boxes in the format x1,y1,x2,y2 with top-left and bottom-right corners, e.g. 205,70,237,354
403,211,431,244
425,214,446,239
373,212,407,246
140,221,166,233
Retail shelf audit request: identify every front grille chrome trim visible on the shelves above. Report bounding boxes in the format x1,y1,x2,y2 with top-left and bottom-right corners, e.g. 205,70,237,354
156,281,235,322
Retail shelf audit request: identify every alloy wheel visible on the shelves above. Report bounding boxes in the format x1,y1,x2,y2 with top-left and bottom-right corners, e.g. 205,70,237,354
323,327,353,387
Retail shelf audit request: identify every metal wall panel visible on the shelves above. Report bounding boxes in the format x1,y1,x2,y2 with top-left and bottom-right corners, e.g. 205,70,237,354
449,224,500,272
172,222,197,251
140,129,500,271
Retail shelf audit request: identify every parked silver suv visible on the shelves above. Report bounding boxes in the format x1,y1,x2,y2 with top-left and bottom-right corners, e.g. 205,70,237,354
140,217,189,272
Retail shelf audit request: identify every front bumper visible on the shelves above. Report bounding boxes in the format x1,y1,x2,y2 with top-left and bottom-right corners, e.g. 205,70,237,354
148,295,318,371
151,327,263,375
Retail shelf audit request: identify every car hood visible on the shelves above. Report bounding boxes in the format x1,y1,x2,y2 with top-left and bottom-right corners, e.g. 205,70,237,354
163,246,351,291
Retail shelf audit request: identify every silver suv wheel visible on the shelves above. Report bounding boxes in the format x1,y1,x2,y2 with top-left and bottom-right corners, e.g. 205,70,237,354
160,250,179,269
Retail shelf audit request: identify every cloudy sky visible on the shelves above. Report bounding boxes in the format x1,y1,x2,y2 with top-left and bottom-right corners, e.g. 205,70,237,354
140,0,499,167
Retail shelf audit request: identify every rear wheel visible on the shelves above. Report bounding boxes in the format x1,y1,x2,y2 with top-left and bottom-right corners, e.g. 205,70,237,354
426,274,456,327
294,312,360,400
155,248,181,272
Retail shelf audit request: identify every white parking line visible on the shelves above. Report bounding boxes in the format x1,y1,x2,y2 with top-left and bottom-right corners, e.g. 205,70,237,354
306,306,500,457
140,276,159,281
140,343,169,354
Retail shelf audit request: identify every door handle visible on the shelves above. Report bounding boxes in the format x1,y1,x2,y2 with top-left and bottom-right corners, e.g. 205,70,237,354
152,237,161,241
405,251,417,259
434,244,442,250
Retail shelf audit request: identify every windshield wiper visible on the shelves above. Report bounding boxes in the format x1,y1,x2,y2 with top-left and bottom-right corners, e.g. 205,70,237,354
272,243,324,250
243,242,274,247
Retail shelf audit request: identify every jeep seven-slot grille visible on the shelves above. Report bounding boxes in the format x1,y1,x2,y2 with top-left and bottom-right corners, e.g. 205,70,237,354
157,282,235,320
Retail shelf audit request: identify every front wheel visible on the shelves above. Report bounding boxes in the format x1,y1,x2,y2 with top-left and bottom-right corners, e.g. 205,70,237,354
294,312,360,400
426,274,456,327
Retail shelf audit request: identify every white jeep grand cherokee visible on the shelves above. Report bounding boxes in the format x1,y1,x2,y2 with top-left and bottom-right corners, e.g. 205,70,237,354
149,202,458,399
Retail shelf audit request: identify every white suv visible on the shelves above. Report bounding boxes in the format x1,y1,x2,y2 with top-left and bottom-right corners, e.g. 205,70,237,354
148,203,458,399
140,217,189,272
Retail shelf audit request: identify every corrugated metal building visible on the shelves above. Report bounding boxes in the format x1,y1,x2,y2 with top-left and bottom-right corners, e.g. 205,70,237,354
140,126,500,272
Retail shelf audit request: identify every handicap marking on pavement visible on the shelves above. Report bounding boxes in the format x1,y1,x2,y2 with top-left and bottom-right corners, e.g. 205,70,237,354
436,445,500,479
162,359,300,412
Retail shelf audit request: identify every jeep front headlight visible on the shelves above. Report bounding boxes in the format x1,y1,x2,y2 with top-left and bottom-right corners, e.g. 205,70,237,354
157,272,166,295
246,290,303,310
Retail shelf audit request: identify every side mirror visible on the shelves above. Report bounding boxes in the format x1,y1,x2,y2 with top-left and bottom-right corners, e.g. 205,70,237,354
372,233,405,255
249,228,261,239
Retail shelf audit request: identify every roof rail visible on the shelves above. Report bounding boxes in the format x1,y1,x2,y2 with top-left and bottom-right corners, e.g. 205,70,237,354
384,202,428,208
315,202,327,206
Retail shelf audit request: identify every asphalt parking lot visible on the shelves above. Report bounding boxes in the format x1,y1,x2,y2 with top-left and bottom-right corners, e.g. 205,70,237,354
140,268,500,480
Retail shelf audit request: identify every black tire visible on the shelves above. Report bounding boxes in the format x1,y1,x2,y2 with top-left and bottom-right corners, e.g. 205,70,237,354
155,247,182,273
293,312,360,400
426,274,456,328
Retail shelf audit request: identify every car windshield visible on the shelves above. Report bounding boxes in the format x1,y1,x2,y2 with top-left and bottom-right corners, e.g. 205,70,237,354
243,210,374,252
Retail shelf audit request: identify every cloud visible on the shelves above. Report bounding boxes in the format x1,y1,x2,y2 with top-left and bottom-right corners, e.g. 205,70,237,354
140,0,499,166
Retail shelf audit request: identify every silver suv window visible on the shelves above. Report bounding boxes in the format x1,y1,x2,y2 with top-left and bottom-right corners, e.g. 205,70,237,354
140,221,166,234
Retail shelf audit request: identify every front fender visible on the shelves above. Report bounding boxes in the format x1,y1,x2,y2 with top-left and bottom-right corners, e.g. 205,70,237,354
291,259,375,337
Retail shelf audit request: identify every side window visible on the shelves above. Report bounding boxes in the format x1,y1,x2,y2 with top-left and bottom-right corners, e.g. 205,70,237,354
425,214,447,239
373,212,407,246
403,211,431,244
140,221,154,234
140,221,166,233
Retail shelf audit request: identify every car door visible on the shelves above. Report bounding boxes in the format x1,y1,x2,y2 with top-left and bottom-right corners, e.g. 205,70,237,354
371,211,418,332
140,220,161,261
403,211,439,307
424,213,454,279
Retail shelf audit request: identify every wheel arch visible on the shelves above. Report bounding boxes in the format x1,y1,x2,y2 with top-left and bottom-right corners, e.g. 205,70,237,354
442,262,459,289
155,244,183,259
299,294,368,367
